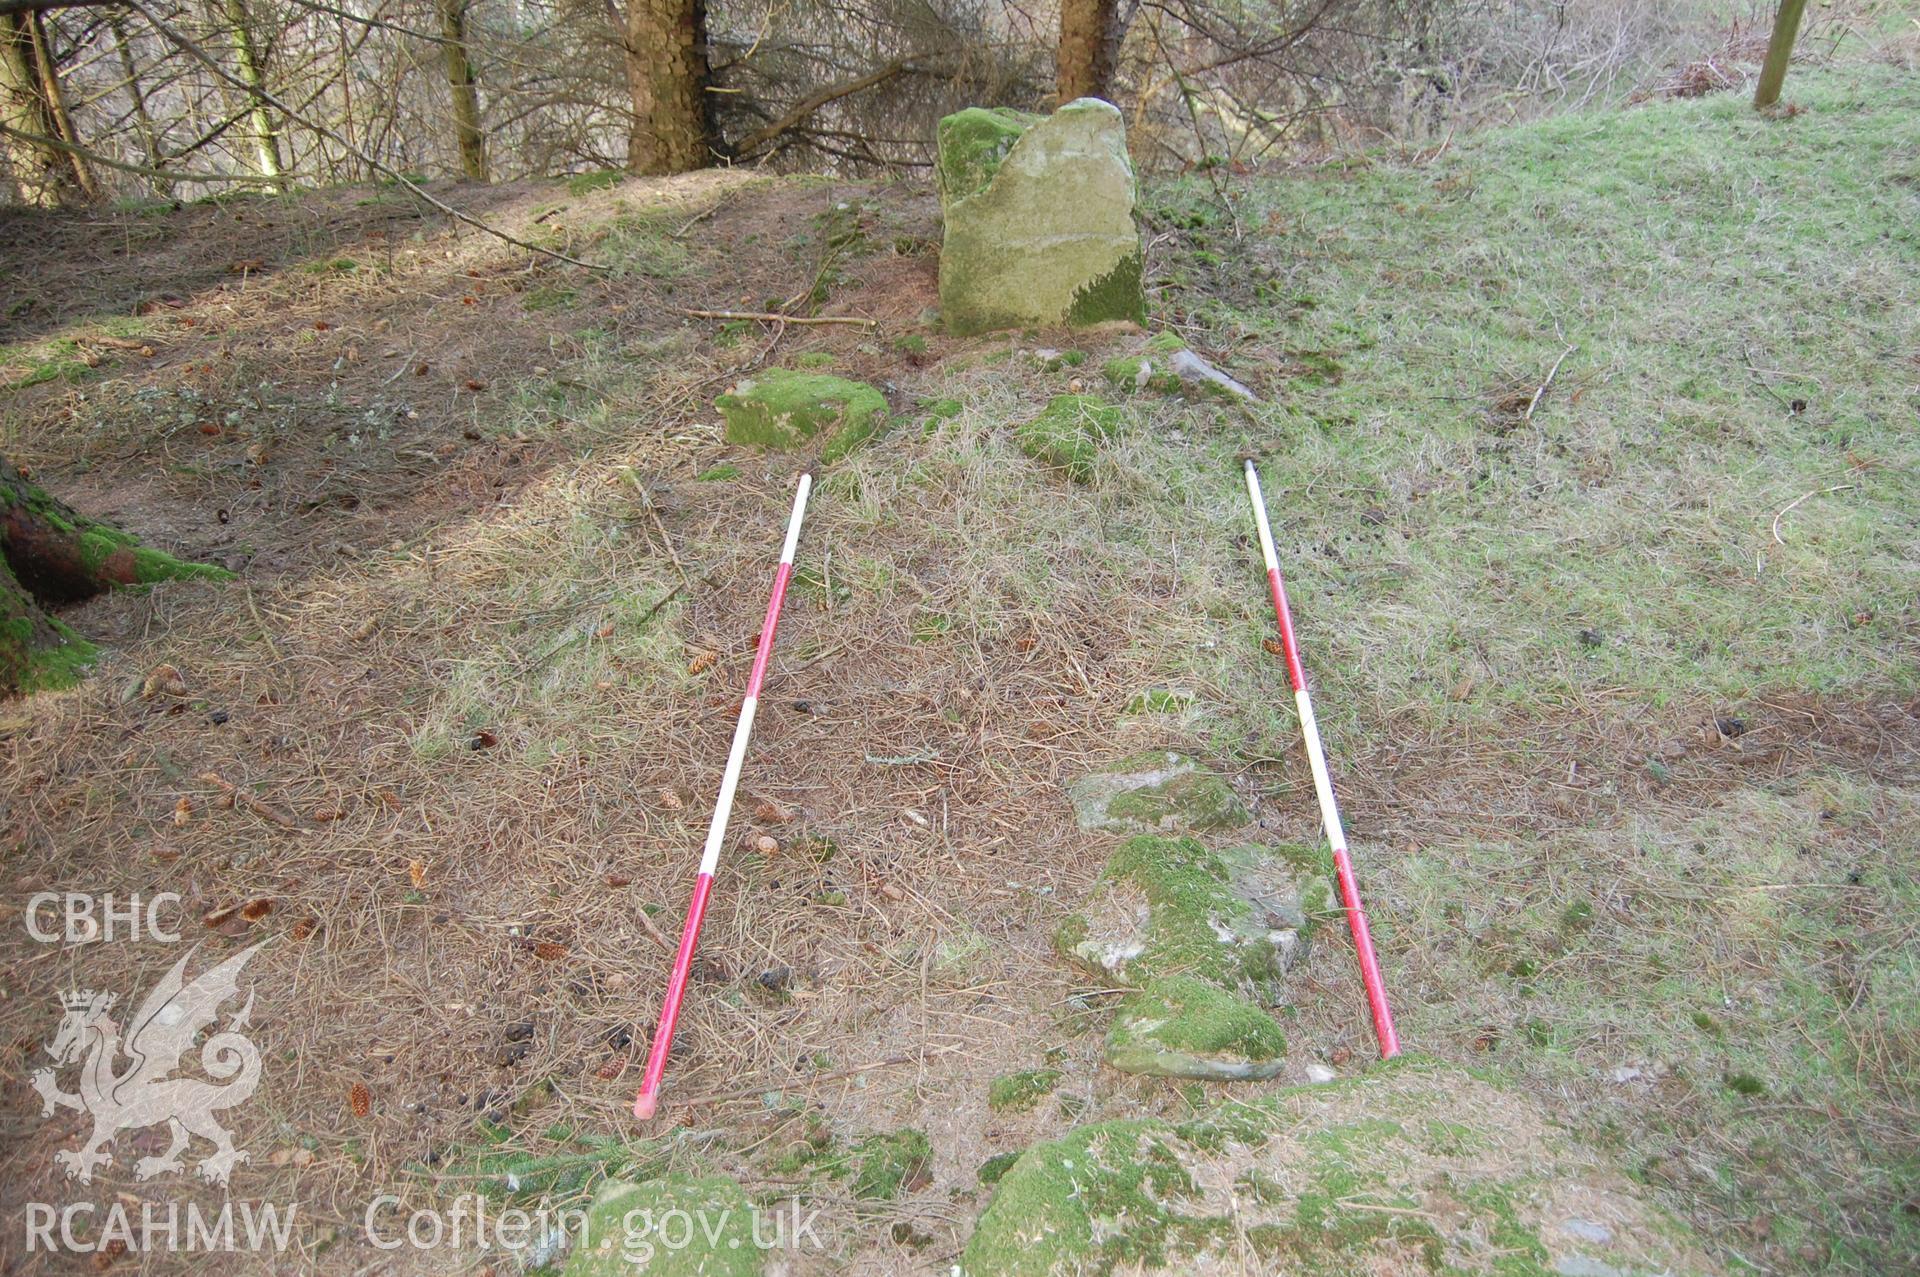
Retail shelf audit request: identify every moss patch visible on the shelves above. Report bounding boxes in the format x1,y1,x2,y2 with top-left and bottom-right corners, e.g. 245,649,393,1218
988,1068,1062,1113
1102,355,1182,393
963,1059,1710,1275
935,107,1038,210
1013,394,1121,483
1066,251,1147,327
1066,751,1249,834
852,1128,931,1200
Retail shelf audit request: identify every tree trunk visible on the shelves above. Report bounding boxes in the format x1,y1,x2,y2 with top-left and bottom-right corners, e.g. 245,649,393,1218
1753,0,1808,110
221,0,284,183
1058,0,1122,102
0,11,83,205
0,461,231,695
622,0,709,175
437,0,486,180
111,13,171,199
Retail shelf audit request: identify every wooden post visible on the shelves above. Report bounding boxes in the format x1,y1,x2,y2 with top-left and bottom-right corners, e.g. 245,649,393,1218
1753,0,1808,110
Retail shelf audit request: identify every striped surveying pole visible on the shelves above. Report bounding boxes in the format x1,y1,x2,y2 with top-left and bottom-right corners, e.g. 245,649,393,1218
1243,460,1401,1059
634,472,813,1121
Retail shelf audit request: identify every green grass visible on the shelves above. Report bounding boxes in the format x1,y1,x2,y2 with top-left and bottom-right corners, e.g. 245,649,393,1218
1193,65,1917,717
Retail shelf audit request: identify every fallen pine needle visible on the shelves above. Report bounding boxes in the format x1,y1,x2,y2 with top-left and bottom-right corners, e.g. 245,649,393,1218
1771,484,1856,546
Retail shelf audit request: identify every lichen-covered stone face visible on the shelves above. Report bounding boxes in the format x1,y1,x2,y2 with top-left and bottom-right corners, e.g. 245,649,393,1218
936,98,1146,336
713,369,888,461
563,1174,763,1277
1066,751,1250,835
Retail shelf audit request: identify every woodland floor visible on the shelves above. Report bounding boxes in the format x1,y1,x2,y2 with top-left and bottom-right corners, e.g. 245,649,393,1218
1,48,1918,1277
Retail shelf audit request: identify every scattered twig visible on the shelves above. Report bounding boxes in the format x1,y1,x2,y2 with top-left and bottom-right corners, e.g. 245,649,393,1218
243,585,282,662
864,748,941,766
636,907,675,952
1524,343,1578,422
1770,484,1856,546
672,200,726,239
198,771,303,830
679,308,876,328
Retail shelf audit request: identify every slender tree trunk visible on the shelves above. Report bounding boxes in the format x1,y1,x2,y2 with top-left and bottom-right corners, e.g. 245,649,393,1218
0,461,231,695
0,12,82,205
622,0,709,175
110,14,171,199
26,11,95,198
437,0,486,180
1058,0,1122,102
1753,0,1808,110
221,0,285,183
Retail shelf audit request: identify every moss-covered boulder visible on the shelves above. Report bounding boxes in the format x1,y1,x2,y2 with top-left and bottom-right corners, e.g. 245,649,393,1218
1054,836,1311,1006
1105,975,1287,1080
1065,751,1249,835
714,370,887,461
1013,394,1120,482
936,99,1146,336
563,1173,763,1277
961,1058,1719,1277
1013,391,1121,480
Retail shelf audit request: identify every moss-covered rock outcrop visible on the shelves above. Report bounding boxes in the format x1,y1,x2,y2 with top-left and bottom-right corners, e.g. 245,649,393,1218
1065,751,1249,835
961,1058,1719,1277
1053,836,1314,1006
714,370,888,461
936,99,1146,336
1105,974,1289,1079
563,1173,764,1277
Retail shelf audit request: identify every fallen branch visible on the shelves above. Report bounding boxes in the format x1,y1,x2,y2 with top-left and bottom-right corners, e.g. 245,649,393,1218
1524,343,1578,422
679,308,875,328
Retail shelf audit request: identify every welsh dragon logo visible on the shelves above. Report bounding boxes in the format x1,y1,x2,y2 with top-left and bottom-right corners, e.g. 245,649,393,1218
31,942,264,1185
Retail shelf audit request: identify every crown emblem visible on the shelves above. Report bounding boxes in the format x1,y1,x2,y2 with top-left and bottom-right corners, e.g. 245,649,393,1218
61,990,115,1012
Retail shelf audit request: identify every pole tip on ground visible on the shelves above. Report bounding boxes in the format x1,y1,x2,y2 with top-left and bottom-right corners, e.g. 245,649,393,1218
632,1091,658,1122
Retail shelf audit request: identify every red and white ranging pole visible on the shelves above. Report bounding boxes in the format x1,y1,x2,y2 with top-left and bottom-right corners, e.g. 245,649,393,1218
634,472,813,1121
1243,460,1401,1060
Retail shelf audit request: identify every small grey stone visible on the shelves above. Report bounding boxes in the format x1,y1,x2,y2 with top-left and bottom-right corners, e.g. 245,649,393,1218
1555,1258,1626,1277
1560,1218,1615,1246
1168,349,1259,402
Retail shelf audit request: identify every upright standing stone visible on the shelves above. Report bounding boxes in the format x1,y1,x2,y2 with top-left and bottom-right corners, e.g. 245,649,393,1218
936,98,1146,336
